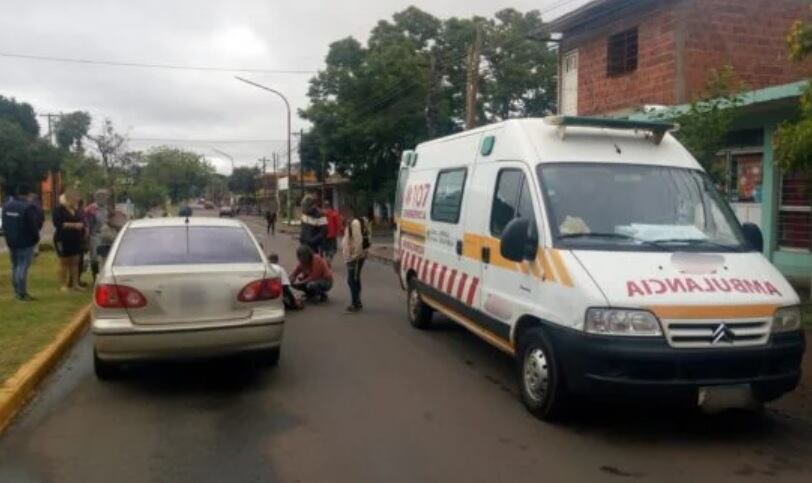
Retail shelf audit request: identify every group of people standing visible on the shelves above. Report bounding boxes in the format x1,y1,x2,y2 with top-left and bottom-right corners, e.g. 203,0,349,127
3,186,122,301
270,195,370,313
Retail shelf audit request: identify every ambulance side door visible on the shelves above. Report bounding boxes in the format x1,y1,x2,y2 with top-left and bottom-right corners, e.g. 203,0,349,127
477,162,542,340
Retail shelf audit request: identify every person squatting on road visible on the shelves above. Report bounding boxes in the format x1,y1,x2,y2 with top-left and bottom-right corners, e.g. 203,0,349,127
342,210,370,313
2,185,42,301
52,191,86,292
268,253,303,310
290,245,333,303
299,195,327,254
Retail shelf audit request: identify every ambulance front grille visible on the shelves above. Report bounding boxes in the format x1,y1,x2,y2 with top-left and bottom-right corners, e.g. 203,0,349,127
663,320,770,348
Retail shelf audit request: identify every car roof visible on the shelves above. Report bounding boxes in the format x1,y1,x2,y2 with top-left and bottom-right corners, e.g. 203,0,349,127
126,216,245,229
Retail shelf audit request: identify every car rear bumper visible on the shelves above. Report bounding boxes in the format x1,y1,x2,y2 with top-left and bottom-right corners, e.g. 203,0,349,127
93,310,284,362
543,323,805,403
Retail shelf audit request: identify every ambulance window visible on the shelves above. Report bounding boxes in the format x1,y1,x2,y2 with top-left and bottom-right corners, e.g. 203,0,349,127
491,169,524,237
431,168,467,223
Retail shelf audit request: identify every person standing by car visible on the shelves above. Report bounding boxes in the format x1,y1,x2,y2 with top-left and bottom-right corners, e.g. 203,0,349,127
52,191,85,292
290,245,333,303
2,185,42,301
266,210,277,236
342,208,370,313
322,200,341,266
299,195,326,254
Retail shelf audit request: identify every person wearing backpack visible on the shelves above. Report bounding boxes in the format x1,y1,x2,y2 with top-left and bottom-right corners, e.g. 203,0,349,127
342,208,370,313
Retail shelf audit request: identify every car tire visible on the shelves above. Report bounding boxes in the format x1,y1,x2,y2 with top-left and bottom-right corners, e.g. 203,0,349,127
93,350,120,381
407,279,433,329
258,347,281,368
517,328,568,421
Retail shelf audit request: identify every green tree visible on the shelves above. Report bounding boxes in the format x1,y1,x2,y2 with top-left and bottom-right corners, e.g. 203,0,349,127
300,7,559,209
60,152,106,199
129,181,167,215
228,166,261,196
0,96,59,193
775,17,812,174
656,66,743,181
140,147,214,204
54,111,91,152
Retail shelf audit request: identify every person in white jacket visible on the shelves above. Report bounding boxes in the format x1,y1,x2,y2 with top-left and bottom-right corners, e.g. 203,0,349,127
341,209,368,313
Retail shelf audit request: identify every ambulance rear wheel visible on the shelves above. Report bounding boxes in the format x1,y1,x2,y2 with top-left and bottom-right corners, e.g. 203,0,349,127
518,329,568,421
407,280,433,329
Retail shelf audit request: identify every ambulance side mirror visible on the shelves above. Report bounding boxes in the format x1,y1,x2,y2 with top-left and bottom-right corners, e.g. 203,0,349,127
500,218,537,262
741,223,763,253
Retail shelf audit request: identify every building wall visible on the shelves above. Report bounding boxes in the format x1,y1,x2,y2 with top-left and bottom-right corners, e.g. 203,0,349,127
572,4,680,115
683,0,812,102
562,0,812,115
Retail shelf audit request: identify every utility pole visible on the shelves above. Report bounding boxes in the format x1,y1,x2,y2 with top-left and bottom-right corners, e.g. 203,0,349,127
321,153,327,205
272,152,280,213
259,157,268,213
464,25,482,130
37,112,63,146
425,51,438,138
297,128,305,208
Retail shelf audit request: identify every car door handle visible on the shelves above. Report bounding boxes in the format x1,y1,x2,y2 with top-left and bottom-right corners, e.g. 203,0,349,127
482,246,491,264
456,240,463,256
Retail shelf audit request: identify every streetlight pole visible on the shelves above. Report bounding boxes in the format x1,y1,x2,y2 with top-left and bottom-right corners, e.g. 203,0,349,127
234,76,293,223
211,148,235,172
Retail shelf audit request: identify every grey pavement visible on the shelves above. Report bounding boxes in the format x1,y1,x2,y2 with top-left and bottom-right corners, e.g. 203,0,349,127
1,213,812,482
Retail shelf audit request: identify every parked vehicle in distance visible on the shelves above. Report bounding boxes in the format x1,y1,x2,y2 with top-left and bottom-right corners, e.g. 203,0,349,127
219,205,234,217
204,201,215,209
178,205,193,217
394,116,805,421
92,217,285,379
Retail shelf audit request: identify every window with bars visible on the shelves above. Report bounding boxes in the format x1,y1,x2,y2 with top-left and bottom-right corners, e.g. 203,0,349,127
607,28,638,77
778,171,811,251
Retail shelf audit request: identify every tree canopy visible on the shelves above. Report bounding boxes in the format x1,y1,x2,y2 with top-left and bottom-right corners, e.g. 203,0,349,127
300,7,557,207
0,96,60,193
775,16,812,175
228,166,261,196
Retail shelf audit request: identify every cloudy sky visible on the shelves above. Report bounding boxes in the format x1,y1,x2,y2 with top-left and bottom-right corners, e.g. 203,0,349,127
0,0,588,174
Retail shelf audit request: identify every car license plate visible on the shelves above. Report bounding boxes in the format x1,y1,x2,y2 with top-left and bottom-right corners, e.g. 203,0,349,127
698,384,755,412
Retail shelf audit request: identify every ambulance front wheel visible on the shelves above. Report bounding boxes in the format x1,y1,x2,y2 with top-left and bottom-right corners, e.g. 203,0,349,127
518,329,568,421
407,280,433,329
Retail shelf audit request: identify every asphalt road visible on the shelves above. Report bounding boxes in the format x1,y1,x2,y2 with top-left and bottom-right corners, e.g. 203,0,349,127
1,212,812,483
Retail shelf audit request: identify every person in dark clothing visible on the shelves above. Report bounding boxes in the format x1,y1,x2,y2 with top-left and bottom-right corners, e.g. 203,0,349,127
299,196,327,253
2,185,41,300
266,210,277,236
52,192,85,291
290,245,333,302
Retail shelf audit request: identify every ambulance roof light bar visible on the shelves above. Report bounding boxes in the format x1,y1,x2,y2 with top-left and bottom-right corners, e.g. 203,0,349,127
544,115,679,145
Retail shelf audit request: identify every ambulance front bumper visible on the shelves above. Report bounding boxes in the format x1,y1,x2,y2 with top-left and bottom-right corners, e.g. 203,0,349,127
545,324,805,403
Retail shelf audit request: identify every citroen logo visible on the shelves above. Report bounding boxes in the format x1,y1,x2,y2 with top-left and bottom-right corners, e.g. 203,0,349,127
711,323,735,344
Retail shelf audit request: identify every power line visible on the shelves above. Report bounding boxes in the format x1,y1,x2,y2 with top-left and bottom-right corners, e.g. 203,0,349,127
0,52,316,75
129,137,287,144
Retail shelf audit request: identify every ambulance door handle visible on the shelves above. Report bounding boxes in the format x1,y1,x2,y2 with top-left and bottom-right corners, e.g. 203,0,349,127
456,240,463,256
482,247,491,264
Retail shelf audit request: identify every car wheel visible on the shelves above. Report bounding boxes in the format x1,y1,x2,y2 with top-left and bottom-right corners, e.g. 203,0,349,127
93,350,120,381
258,347,281,368
407,279,432,329
518,328,568,421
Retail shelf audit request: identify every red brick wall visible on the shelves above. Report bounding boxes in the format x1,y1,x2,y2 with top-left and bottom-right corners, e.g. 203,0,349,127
683,0,812,101
575,6,679,115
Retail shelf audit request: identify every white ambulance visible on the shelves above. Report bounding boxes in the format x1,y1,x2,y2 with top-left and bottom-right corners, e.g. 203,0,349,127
393,116,805,420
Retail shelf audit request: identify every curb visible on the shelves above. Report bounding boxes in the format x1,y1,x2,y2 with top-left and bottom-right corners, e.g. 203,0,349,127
0,304,91,434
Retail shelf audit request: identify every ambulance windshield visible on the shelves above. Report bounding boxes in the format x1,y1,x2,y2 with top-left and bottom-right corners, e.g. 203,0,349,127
538,163,748,252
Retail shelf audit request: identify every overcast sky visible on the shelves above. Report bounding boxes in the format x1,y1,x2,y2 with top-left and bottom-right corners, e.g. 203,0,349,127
0,0,588,174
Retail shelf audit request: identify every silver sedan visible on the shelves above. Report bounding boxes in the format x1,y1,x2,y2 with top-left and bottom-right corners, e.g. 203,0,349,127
91,217,284,379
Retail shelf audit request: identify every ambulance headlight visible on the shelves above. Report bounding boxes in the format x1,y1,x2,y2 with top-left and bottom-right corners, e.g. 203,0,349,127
772,306,802,333
585,308,663,336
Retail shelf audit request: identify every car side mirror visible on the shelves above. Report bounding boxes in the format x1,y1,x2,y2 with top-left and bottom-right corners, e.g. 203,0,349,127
500,218,538,262
741,223,763,253
96,244,111,258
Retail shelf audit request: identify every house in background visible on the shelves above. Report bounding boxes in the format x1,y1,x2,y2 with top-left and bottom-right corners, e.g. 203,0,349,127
545,0,812,280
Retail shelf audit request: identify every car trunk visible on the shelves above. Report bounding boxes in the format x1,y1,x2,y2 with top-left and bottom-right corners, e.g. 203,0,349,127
111,264,267,325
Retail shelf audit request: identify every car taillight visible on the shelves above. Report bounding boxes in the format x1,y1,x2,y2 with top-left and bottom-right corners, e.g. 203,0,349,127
238,278,282,302
95,284,147,308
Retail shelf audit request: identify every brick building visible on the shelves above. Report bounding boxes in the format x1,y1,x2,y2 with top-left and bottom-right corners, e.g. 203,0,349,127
547,0,812,116
547,0,812,281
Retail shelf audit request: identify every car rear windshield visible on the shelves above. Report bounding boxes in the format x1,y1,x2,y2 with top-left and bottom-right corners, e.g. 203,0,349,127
113,226,262,266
